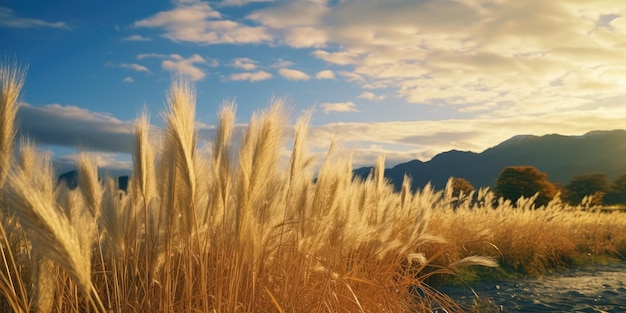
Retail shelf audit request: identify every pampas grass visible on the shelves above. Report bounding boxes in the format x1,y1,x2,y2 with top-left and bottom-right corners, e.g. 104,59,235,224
0,62,24,186
3,164,94,302
1,62,625,312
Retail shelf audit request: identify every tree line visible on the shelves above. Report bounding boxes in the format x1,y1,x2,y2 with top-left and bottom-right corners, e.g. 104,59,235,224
450,166,626,207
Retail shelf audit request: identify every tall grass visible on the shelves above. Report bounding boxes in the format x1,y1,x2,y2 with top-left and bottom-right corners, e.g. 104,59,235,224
0,63,624,312
426,187,626,280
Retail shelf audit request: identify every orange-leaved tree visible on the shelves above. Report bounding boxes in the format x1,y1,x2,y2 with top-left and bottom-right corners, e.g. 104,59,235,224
494,166,558,207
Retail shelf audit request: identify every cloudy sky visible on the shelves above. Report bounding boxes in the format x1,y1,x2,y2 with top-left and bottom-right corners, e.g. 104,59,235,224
3,0,626,174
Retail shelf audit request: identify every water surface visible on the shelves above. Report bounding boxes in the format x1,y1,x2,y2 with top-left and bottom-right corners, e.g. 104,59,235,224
438,262,626,312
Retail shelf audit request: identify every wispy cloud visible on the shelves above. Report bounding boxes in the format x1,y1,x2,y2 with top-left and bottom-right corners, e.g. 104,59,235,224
320,101,359,113
228,71,273,82
278,68,310,81
161,54,208,81
119,63,151,73
0,7,71,29
137,53,166,60
312,50,360,66
358,91,385,101
315,70,335,80
220,0,274,6
134,0,271,44
270,58,294,68
123,35,151,41
338,71,365,83
122,77,134,83
231,57,258,70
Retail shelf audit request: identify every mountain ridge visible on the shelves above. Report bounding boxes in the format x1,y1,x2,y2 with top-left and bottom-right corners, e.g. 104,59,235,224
355,129,626,191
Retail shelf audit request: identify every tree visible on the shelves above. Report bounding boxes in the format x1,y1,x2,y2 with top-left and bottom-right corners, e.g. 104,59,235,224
611,173,626,194
450,177,475,198
599,173,626,205
494,166,558,207
564,173,609,205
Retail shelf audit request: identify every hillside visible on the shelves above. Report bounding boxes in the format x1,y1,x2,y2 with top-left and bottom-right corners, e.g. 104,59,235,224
355,130,626,191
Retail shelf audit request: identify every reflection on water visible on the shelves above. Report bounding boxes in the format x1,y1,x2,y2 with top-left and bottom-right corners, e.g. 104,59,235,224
438,262,626,312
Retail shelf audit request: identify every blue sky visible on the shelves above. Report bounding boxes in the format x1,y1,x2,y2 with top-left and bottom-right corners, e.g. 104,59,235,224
3,0,626,175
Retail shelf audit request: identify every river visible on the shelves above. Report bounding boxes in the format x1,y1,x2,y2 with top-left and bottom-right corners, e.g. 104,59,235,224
437,261,626,312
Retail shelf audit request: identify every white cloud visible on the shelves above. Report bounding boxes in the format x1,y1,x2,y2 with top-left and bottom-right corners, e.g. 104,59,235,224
278,68,310,81
271,59,294,68
247,0,327,28
162,54,207,81
0,7,70,29
119,63,151,73
246,0,626,118
305,107,626,166
312,50,361,66
137,53,166,60
220,0,274,6
338,71,365,83
229,71,273,82
284,26,328,48
315,70,335,79
358,91,385,101
231,57,257,70
123,35,151,41
54,152,133,177
320,101,359,113
122,77,134,83
134,0,271,44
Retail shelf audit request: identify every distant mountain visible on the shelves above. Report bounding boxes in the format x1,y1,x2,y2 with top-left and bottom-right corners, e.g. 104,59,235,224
58,170,80,189
354,130,626,191
58,170,129,191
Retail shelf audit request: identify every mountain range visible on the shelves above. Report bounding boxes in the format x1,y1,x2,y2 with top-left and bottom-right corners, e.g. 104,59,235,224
354,130,626,191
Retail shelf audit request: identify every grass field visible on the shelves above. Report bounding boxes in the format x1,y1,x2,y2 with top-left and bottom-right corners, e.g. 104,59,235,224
1,63,625,312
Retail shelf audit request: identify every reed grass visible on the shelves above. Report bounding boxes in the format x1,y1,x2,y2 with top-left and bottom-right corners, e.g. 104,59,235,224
0,63,624,312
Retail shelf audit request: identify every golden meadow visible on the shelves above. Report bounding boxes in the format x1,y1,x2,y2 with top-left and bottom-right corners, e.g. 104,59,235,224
0,64,625,312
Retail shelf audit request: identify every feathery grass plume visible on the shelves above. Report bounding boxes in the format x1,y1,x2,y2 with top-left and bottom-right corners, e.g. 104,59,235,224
208,102,235,228
17,139,55,198
30,258,57,313
129,110,160,307
234,99,287,285
287,109,313,187
308,139,341,218
101,177,135,259
0,62,25,187
2,168,92,298
75,152,102,219
15,140,60,313
161,76,198,239
100,177,140,311
285,110,314,232
131,111,156,206
374,154,385,193
448,256,498,269
156,77,203,311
